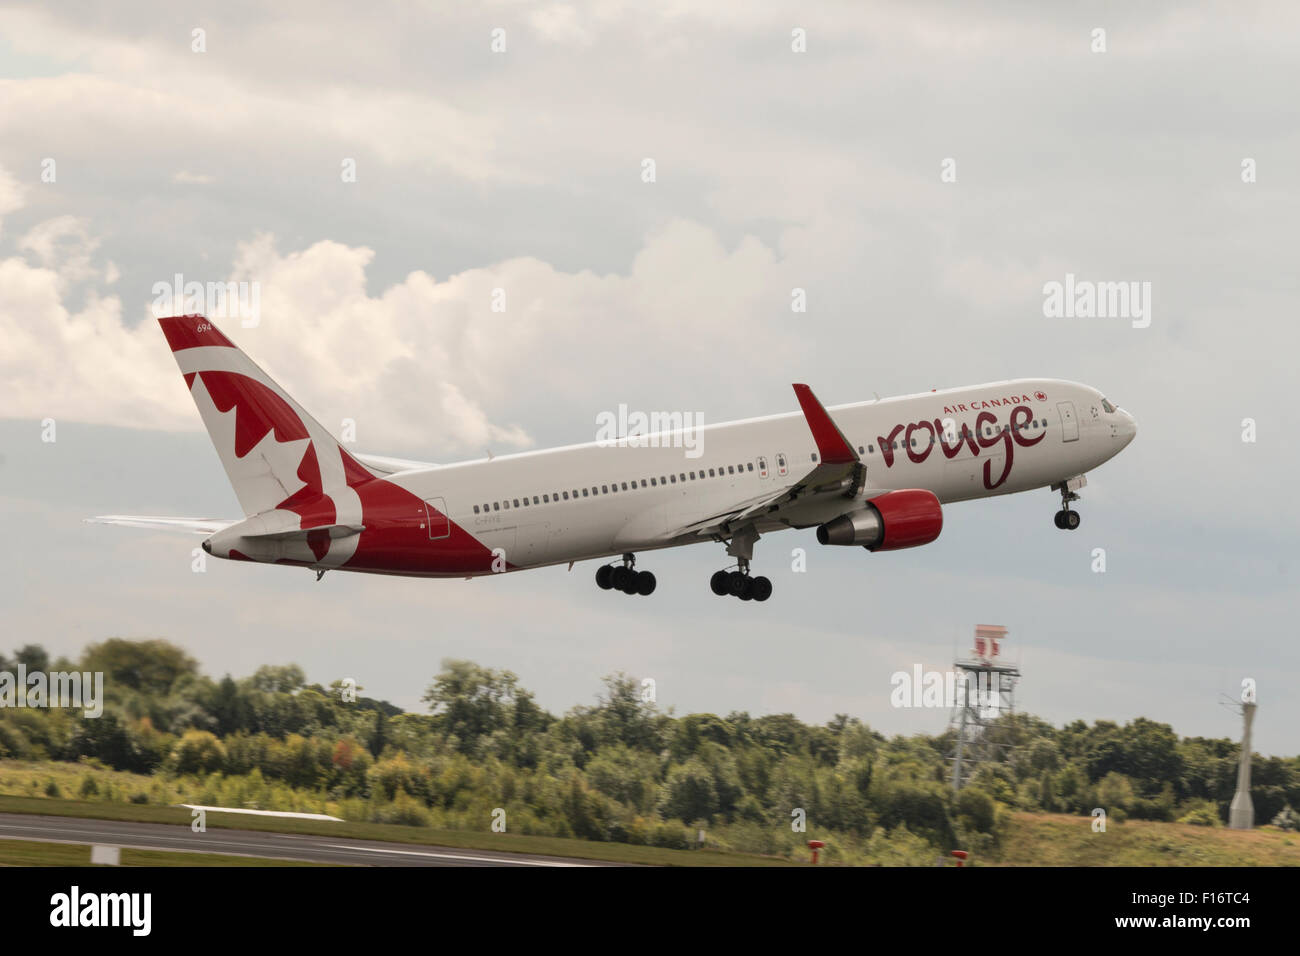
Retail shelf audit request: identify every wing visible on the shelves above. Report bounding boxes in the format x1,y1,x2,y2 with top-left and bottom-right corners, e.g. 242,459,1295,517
668,383,869,539
85,515,239,535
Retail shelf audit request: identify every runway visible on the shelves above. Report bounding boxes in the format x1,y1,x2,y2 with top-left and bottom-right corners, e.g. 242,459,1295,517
0,813,618,867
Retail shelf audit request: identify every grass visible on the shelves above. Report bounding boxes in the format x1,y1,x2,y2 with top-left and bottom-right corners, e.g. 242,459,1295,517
0,837,330,867
0,837,92,866
988,812,1300,866
0,795,796,866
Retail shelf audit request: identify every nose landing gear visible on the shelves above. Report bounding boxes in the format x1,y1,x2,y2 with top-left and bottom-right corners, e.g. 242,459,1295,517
1051,475,1086,530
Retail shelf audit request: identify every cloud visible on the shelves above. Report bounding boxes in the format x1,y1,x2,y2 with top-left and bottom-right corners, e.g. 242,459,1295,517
0,218,806,456
18,215,104,284
0,163,24,237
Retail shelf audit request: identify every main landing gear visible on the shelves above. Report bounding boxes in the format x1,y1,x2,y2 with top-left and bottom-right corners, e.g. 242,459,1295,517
709,524,772,602
596,553,656,596
710,565,773,602
1052,476,1085,531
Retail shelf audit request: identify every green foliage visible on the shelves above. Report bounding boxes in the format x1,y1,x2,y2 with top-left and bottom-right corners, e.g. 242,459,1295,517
5,639,1298,862
171,730,227,776
1271,804,1299,831
1178,799,1222,827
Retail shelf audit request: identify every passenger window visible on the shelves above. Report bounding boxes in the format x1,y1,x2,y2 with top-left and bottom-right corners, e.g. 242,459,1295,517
493,502,499,511
811,452,818,462
651,477,657,486
679,473,685,481
670,474,676,483
474,505,480,514
747,463,753,471
709,468,716,477
727,466,734,474
533,496,539,504
602,485,608,494
543,494,549,503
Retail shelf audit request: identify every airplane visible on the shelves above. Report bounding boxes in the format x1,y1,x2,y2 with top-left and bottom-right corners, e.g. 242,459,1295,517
90,315,1137,603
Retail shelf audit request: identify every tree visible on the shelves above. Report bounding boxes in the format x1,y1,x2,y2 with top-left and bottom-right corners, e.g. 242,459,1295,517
171,730,227,775
423,660,531,754
13,644,50,673
249,664,306,695
81,639,198,697
658,759,719,823
591,673,661,751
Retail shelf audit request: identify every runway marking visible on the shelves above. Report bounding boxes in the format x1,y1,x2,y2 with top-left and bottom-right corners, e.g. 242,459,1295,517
319,843,593,866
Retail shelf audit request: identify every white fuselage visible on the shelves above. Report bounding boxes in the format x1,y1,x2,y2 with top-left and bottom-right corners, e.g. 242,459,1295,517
380,378,1135,572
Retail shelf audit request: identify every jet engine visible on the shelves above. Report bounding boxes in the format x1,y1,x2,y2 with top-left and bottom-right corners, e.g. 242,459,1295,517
815,489,943,551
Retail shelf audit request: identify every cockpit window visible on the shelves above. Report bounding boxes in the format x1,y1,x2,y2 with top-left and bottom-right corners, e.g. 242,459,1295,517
1101,398,1116,413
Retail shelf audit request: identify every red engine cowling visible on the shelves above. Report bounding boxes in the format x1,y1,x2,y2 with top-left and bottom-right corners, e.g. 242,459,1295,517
815,489,944,551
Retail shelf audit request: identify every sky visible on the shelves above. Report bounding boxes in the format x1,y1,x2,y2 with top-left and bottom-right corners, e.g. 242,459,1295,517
1,2,1296,753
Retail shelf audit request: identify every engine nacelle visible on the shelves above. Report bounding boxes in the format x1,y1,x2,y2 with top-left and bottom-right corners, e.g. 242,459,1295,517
815,489,944,551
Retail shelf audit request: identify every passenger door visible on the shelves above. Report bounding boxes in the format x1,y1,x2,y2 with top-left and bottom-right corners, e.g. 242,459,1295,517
1056,401,1079,442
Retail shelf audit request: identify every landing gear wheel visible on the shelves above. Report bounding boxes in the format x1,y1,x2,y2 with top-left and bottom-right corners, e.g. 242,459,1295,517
750,576,772,602
622,574,640,595
610,566,632,590
738,577,755,601
635,570,657,596
595,565,614,590
727,570,748,597
710,570,730,596
1054,509,1080,530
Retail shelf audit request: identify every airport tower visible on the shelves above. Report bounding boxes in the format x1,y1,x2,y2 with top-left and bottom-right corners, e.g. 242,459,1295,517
948,625,1020,792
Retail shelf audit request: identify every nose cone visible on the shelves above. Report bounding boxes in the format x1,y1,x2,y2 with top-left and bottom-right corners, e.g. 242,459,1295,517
1117,409,1137,447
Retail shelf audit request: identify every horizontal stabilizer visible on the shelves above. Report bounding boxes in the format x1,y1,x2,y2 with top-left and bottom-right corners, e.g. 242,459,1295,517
85,516,237,535
352,453,439,475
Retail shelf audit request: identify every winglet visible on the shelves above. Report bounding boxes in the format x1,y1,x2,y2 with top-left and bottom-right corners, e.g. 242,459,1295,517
792,384,859,465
